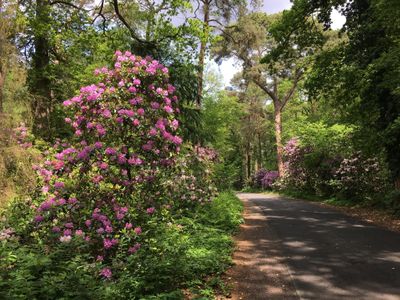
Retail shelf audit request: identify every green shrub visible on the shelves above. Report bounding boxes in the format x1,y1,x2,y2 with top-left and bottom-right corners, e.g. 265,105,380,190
0,192,243,299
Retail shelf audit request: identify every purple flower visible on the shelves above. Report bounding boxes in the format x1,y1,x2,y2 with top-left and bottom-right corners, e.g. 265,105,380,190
63,229,72,236
105,148,117,156
64,222,74,229
52,226,61,233
68,197,78,205
34,215,44,223
125,223,133,229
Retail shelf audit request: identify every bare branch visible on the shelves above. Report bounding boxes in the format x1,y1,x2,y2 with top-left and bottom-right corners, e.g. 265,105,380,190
112,0,148,44
49,0,85,10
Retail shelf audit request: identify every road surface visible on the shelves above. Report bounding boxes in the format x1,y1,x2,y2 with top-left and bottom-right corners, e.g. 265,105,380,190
228,193,400,300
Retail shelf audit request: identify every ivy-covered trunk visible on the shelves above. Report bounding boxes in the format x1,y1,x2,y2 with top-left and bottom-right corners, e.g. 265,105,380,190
30,0,52,140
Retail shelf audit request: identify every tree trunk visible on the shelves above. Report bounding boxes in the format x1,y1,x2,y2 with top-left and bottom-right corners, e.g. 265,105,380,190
395,177,400,190
0,69,4,113
258,132,262,170
245,141,252,181
197,0,210,106
274,103,284,177
31,0,52,139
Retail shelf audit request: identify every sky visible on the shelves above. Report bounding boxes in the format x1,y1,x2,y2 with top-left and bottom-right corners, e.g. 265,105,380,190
214,0,346,87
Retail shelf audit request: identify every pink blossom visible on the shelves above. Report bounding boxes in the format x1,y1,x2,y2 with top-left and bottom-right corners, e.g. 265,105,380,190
54,181,65,189
133,119,140,126
102,109,112,118
53,160,64,170
164,97,171,105
64,222,74,229
117,154,127,164
63,100,73,106
39,201,52,211
149,128,157,136
171,119,179,130
100,268,112,279
92,175,104,184
125,223,133,229
134,227,142,235
172,136,183,145
105,148,117,156
103,239,113,249
151,102,160,109
60,235,72,243
137,108,145,116
99,162,108,170
68,197,77,204
164,105,173,113
75,229,84,236
146,207,155,215
128,243,141,254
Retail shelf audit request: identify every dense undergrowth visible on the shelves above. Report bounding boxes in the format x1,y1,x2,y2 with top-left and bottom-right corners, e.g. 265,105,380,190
0,191,242,299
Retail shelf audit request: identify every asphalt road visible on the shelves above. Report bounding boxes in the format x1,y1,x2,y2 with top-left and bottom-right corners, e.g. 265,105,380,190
235,193,400,300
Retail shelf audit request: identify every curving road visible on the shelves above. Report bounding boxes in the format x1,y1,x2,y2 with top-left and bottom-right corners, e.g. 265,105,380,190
230,193,400,300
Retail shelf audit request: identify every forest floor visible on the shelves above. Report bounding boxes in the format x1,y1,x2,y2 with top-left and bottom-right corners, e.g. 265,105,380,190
223,193,400,300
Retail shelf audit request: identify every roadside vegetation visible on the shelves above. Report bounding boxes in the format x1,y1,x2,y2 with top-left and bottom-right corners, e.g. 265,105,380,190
0,0,398,298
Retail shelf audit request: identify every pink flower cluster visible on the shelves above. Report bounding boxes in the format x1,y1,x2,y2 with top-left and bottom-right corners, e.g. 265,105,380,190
31,51,184,277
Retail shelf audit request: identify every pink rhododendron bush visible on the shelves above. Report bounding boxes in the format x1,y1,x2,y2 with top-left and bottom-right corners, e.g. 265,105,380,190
25,51,214,276
0,52,245,300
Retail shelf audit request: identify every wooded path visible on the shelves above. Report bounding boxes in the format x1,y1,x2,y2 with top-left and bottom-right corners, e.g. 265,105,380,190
227,193,400,300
